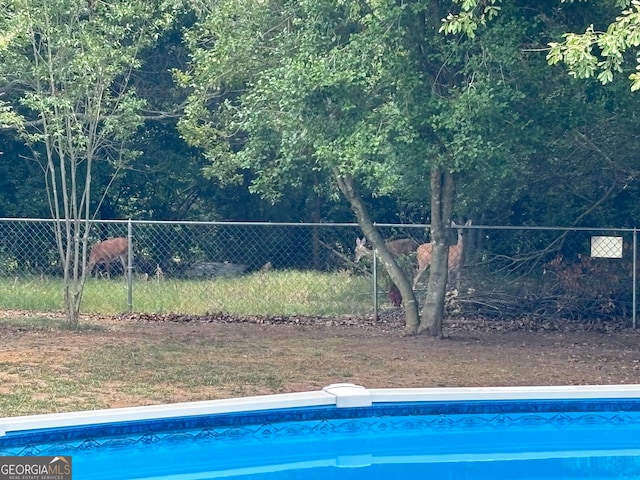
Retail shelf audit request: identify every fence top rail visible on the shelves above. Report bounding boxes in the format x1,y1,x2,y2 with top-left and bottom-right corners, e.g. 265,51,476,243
0,218,360,227
0,218,637,233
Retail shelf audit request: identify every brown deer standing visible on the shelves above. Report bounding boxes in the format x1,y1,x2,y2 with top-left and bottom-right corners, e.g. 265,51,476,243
87,237,129,278
354,237,419,263
412,220,471,290
354,237,419,307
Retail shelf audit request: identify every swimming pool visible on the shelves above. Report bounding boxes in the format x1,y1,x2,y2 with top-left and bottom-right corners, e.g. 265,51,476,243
2,384,640,479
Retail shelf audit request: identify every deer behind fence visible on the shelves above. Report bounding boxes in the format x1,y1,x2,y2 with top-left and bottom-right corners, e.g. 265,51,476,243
354,237,419,263
87,237,129,277
412,220,471,289
355,237,419,307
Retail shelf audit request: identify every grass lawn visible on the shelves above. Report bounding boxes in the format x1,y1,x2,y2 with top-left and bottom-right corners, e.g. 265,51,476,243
1,312,640,417
0,270,374,316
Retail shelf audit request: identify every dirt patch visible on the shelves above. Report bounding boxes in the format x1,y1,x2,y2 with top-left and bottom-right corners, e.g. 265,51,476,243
1,311,640,415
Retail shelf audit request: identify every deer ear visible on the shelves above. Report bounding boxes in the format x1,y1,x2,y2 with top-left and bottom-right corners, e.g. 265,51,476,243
356,237,364,246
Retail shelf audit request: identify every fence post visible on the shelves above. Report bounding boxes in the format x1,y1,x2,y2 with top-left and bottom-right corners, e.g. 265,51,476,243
634,228,637,329
373,249,379,321
127,219,133,314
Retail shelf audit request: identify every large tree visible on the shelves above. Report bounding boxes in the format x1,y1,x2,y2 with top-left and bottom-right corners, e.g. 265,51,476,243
0,0,180,324
179,0,425,333
179,0,522,335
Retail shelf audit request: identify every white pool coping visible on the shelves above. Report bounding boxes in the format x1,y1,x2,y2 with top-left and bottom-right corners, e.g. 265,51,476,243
2,383,640,437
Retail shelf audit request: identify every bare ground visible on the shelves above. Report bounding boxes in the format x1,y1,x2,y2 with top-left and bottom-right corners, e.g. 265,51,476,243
1,310,640,415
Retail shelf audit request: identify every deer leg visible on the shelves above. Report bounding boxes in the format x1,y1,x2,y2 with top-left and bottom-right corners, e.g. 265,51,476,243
412,265,428,290
449,267,461,291
412,270,421,290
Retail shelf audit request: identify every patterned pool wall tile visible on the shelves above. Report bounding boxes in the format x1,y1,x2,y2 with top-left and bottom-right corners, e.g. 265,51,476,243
3,398,640,456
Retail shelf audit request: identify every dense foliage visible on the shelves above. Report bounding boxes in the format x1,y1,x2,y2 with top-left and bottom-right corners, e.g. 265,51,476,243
0,0,636,229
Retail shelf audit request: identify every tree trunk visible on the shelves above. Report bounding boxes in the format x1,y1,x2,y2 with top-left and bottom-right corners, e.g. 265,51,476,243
418,166,456,337
335,171,420,335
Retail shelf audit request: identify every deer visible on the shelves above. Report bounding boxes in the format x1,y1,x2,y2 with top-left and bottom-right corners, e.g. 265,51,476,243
354,237,419,263
354,236,419,307
412,220,471,290
86,237,129,278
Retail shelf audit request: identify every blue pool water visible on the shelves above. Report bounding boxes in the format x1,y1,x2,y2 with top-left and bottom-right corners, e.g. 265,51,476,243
3,387,640,479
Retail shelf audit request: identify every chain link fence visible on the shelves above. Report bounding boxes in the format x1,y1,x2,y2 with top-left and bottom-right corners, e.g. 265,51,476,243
0,219,636,325
457,226,636,325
